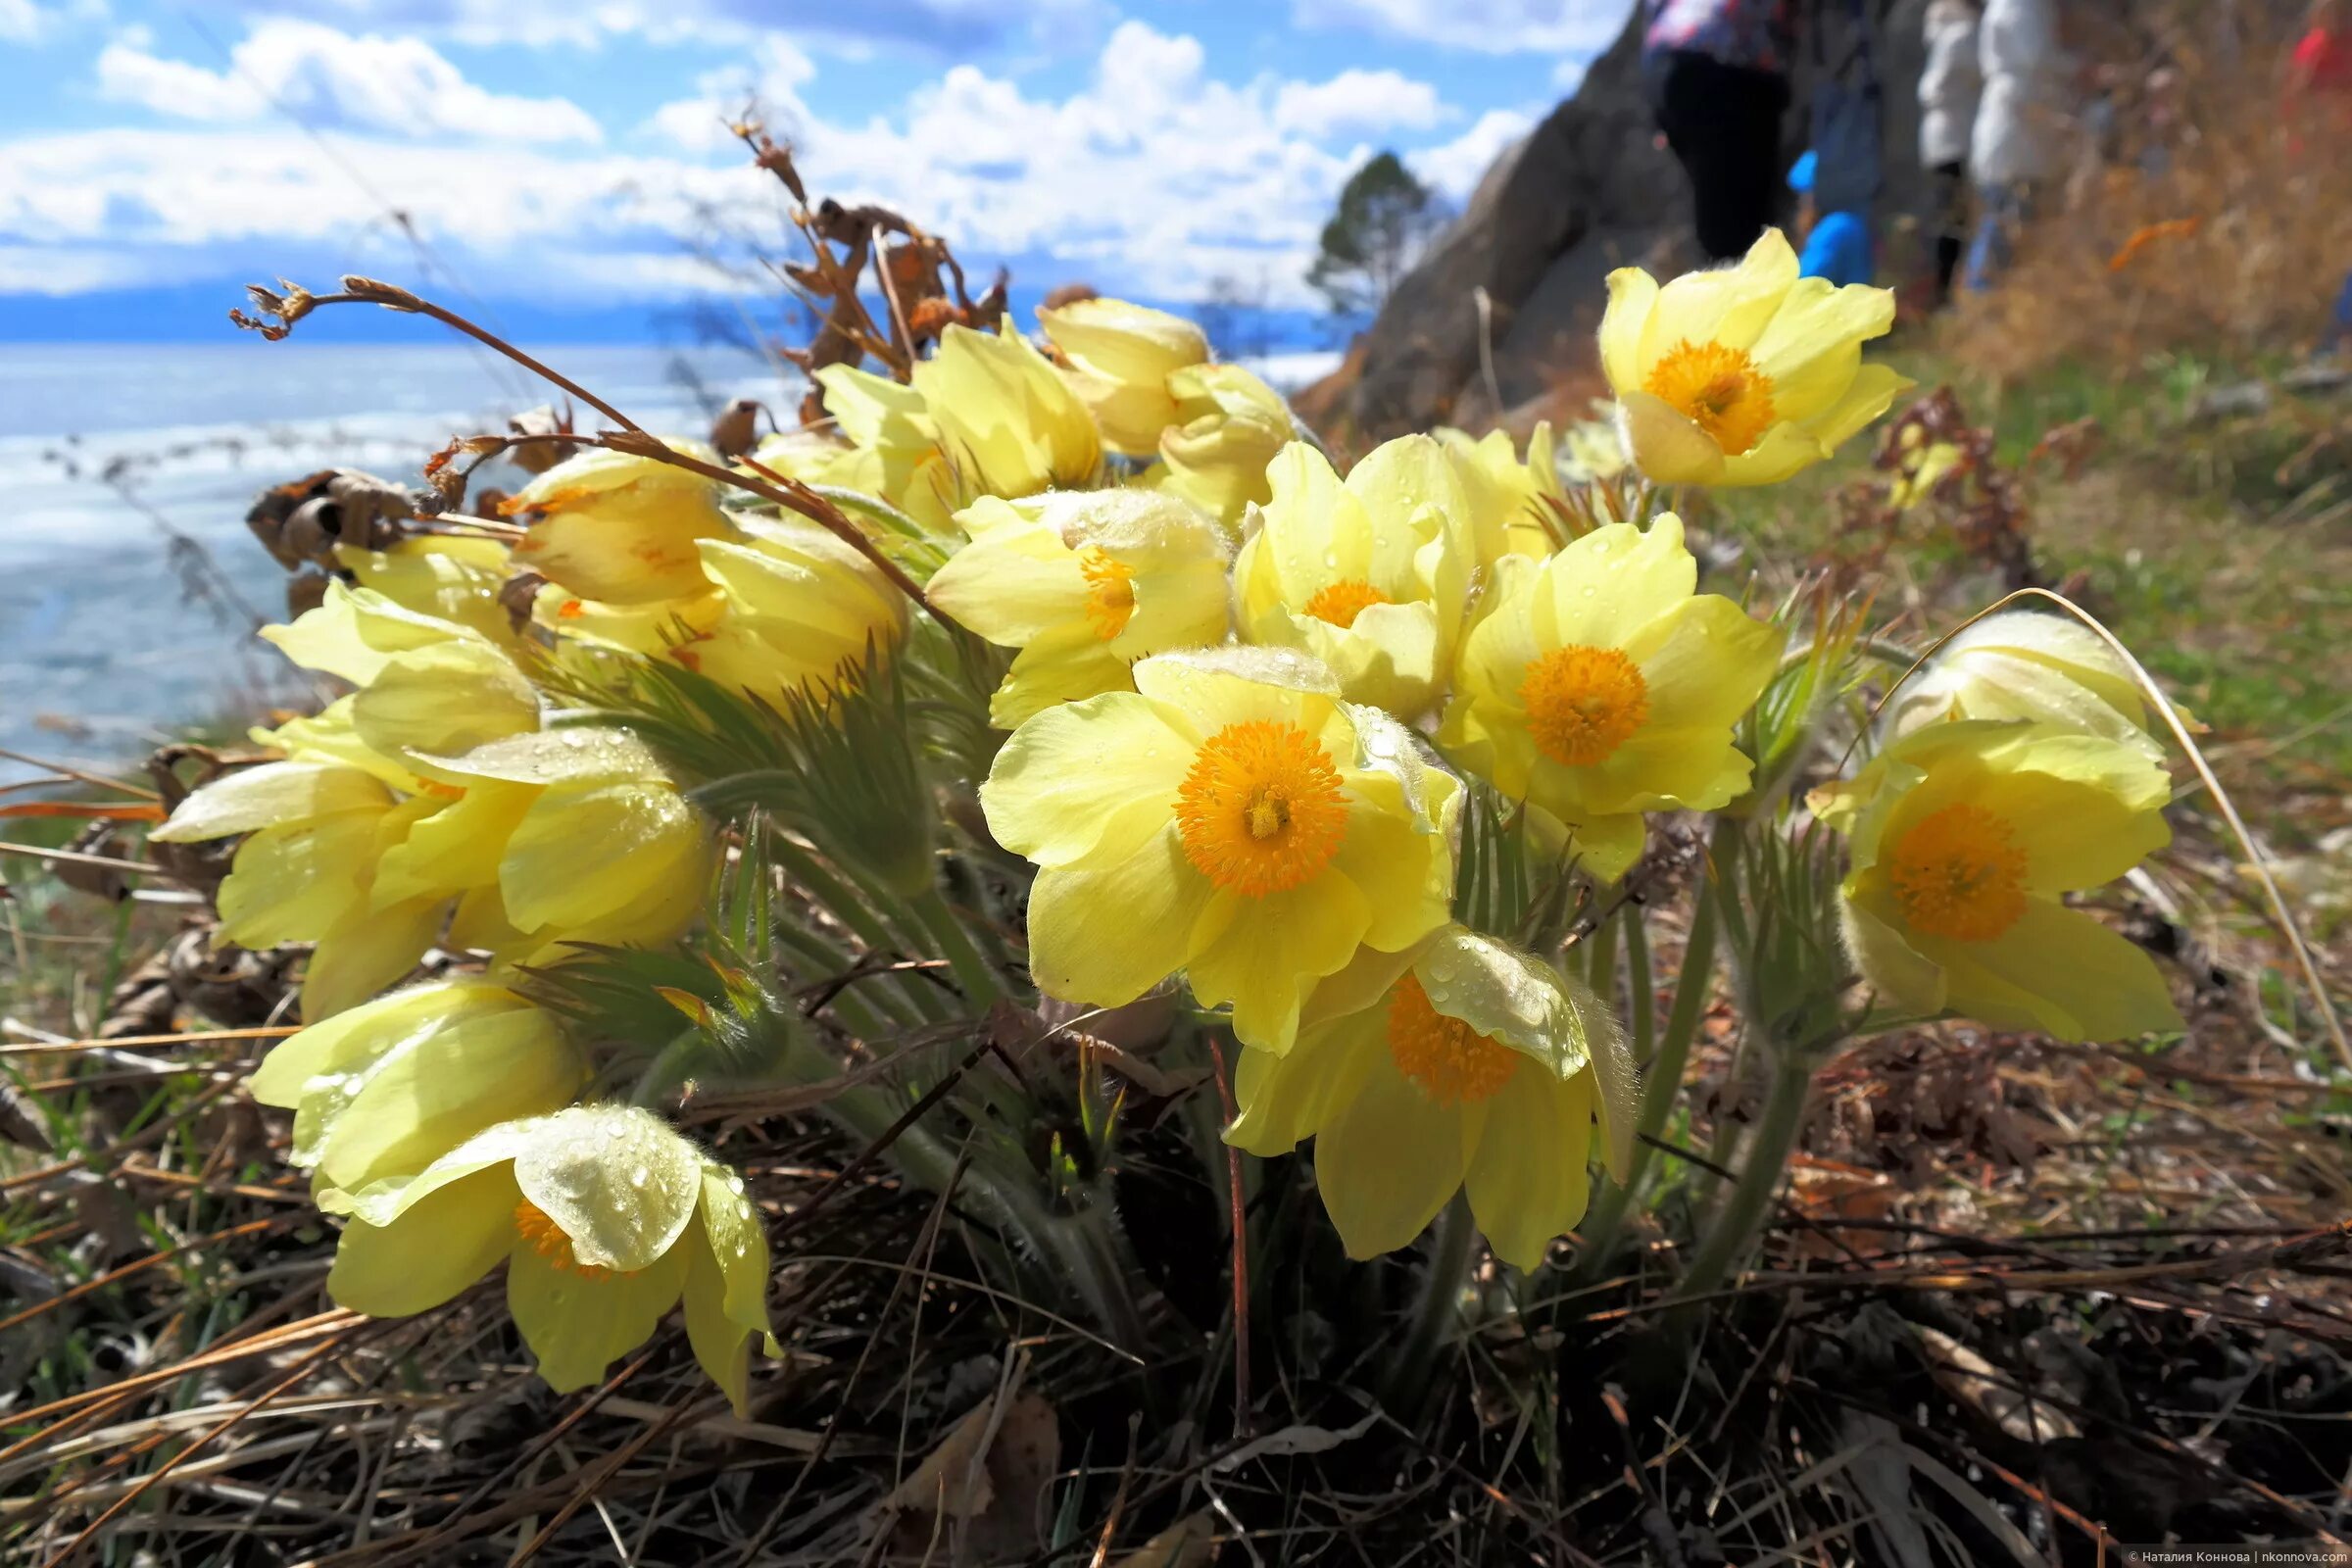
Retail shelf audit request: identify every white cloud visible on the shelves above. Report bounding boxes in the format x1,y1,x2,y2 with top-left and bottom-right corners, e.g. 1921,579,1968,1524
13,18,1502,307
1550,54,1592,94
1410,108,1533,201
227,0,1111,58
0,243,158,294
95,20,606,145
0,0,104,43
1271,69,1447,140
643,36,818,153
1295,0,1632,56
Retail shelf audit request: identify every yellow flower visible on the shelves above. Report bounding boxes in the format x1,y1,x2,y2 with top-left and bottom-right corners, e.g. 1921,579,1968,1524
336,534,521,651
1038,297,1209,457
1233,436,1472,719
1885,610,2180,759
1153,364,1291,526
1435,424,1566,562
928,489,1232,727
676,514,908,700
1437,514,1781,879
531,582,726,659
811,364,959,535
321,1105,774,1409
1810,720,2182,1042
413,727,713,958
507,442,735,605
914,324,1101,499
980,647,1458,1054
1226,924,1634,1270
151,755,452,1019
253,978,587,1195
1600,229,1912,487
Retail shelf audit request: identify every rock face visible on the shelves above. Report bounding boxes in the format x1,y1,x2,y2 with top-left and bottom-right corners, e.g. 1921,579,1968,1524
1305,0,1931,439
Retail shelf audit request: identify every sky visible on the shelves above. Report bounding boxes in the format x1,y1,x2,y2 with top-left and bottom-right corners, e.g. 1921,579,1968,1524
0,0,1633,338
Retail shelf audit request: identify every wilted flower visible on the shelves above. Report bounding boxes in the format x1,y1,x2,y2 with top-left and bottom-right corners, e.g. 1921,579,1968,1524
507,442,735,605
1810,720,2181,1042
914,324,1102,499
980,647,1458,1054
927,488,1232,727
253,977,587,1195
1039,296,1210,456
322,1105,774,1408
1884,609,2177,758
1227,924,1634,1269
1438,514,1782,880
1600,229,1911,487
1233,436,1471,720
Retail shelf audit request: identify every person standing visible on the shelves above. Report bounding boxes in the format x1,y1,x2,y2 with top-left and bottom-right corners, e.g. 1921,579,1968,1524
1919,0,1983,303
1966,0,2073,291
1643,0,1800,262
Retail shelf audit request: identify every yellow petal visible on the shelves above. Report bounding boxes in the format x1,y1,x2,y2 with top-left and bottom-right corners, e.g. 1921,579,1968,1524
1624,593,1785,730
979,691,1192,868
1639,227,1800,368
325,1164,517,1317
1542,514,1698,653
1713,421,1834,487
510,1104,705,1273
1748,276,1896,416
263,583,472,686
1597,266,1660,394
217,813,380,949
987,634,1136,729
498,781,707,942
1839,887,1950,1016
1024,825,1211,1008
152,760,392,843
1186,872,1373,1054
352,642,540,768
928,501,1087,646
311,1004,585,1193
507,1232,688,1393
1926,902,2182,1043
1796,362,1914,451
370,780,537,904
1464,1068,1592,1271
1619,389,1727,484
1225,1017,1383,1155
300,894,445,1022
1313,1056,1480,1260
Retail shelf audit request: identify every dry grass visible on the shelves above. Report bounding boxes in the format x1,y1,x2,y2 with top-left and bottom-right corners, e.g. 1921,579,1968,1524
1946,9,2352,384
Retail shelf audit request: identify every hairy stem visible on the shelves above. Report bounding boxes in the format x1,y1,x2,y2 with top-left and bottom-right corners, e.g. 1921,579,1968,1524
1670,1052,1812,1306
1386,1194,1478,1412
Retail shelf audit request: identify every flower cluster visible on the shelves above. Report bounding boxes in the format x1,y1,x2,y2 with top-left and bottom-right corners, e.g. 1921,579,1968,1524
175,226,2187,1404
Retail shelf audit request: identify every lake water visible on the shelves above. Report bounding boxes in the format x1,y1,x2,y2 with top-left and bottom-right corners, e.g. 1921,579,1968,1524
0,342,1337,784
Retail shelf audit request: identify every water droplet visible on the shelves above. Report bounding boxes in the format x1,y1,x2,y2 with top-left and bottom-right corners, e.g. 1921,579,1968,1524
628,1164,650,1188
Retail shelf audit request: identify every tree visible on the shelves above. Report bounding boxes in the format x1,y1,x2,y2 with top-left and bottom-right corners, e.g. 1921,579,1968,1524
1306,152,1445,316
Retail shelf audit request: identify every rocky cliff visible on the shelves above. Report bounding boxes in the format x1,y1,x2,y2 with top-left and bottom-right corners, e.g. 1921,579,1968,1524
1299,0,1931,438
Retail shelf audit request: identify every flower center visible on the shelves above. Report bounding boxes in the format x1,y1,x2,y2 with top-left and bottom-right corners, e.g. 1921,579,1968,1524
1174,720,1348,899
1887,804,2030,943
1520,646,1650,767
514,1198,613,1280
1302,579,1390,629
1387,974,1521,1106
1642,339,1778,456
1078,546,1137,641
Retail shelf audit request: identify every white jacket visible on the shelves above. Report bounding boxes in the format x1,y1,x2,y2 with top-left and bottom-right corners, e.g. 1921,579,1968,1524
1970,0,2074,186
1918,0,1982,168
